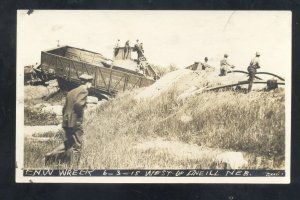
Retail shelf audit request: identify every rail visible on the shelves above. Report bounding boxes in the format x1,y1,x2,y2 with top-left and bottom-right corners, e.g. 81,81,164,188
205,81,285,92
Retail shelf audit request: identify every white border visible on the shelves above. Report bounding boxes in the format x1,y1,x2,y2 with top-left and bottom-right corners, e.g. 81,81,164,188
15,10,291,184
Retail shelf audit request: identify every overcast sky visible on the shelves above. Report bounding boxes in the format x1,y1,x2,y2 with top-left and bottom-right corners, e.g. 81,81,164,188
17,10,291,76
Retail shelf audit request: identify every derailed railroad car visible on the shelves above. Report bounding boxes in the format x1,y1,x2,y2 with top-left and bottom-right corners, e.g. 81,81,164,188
38,45,155,98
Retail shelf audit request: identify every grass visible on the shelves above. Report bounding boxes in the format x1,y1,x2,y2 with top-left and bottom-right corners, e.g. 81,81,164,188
24,84,285,169
24,88,65,126
24,106,60,126
77,87,285,169
24,130,65,168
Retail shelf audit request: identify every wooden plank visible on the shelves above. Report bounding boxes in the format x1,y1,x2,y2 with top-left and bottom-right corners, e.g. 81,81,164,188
97,67,108,89
123,76,128,91
111,76,125,91
124,77,137,90
130,77,142,90
58,57,66,75
205,81,285,91
71,60,80,78
68,61,71,81
82,63,90,75
65,49,106,66
108,68,113,93
94,65,97,94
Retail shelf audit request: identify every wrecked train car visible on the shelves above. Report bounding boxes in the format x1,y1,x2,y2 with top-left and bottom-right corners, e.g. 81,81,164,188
38,46,156,98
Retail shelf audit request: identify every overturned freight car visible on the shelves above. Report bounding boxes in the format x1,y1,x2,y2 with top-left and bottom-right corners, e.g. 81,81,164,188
37,45,156,98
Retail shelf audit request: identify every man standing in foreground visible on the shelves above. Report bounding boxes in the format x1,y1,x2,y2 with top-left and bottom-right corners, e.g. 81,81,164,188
220,54,235,76
247,52,261,92
45,74,93,167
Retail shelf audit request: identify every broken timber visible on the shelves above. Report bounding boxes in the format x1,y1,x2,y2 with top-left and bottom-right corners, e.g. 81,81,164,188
205,80,285,92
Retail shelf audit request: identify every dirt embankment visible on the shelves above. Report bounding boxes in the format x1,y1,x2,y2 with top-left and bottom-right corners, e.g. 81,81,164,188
135,69,255,101
24,69,285,170
78,67,284,169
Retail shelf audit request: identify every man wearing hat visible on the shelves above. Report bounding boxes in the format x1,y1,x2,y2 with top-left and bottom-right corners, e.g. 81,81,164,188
220,54,235,76
201,57,209,70
124,40,130,59
114,39,120,57
247,52,261,92
45,74,93,167
139,42,144,53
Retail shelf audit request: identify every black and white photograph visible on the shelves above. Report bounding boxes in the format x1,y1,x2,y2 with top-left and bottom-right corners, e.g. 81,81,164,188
16,10,291,183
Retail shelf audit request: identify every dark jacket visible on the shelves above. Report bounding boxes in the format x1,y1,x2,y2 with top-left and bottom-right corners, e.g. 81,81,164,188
62,85,88,128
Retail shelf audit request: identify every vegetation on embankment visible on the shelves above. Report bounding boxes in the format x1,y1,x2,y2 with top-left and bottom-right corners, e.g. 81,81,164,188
23,71,285,169
79,88,285,169
24,106,60,126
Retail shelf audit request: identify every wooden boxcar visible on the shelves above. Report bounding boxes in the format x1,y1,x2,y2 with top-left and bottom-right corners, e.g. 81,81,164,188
39,46,155,98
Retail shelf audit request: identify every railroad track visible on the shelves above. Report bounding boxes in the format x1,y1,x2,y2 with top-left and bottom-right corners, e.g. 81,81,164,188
206,70,285,92
205,80,285,92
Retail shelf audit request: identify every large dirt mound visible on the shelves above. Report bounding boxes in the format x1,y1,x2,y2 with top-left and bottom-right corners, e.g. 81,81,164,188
135,69,249,100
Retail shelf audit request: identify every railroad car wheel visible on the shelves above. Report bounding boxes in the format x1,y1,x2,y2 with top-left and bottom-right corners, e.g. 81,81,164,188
57,78,68,90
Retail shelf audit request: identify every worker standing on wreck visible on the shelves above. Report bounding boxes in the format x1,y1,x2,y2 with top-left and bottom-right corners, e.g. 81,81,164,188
114,39,120,57
247,52,261,92
201,57,209,70
124,40,130,59
220,54,235,76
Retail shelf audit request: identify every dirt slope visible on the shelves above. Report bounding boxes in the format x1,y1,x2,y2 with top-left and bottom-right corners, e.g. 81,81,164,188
135,69,250,100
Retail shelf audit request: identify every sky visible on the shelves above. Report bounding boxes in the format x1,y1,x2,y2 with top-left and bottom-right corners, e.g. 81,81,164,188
17,10,291,77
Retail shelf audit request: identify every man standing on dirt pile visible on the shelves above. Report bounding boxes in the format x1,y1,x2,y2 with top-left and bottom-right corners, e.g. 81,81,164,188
199,57,209,70
114,39,120,57
220,54,235,76
247,52,261,92
124,40,130,59
139,42,144,54
200,57,214,71
45,74,93,167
